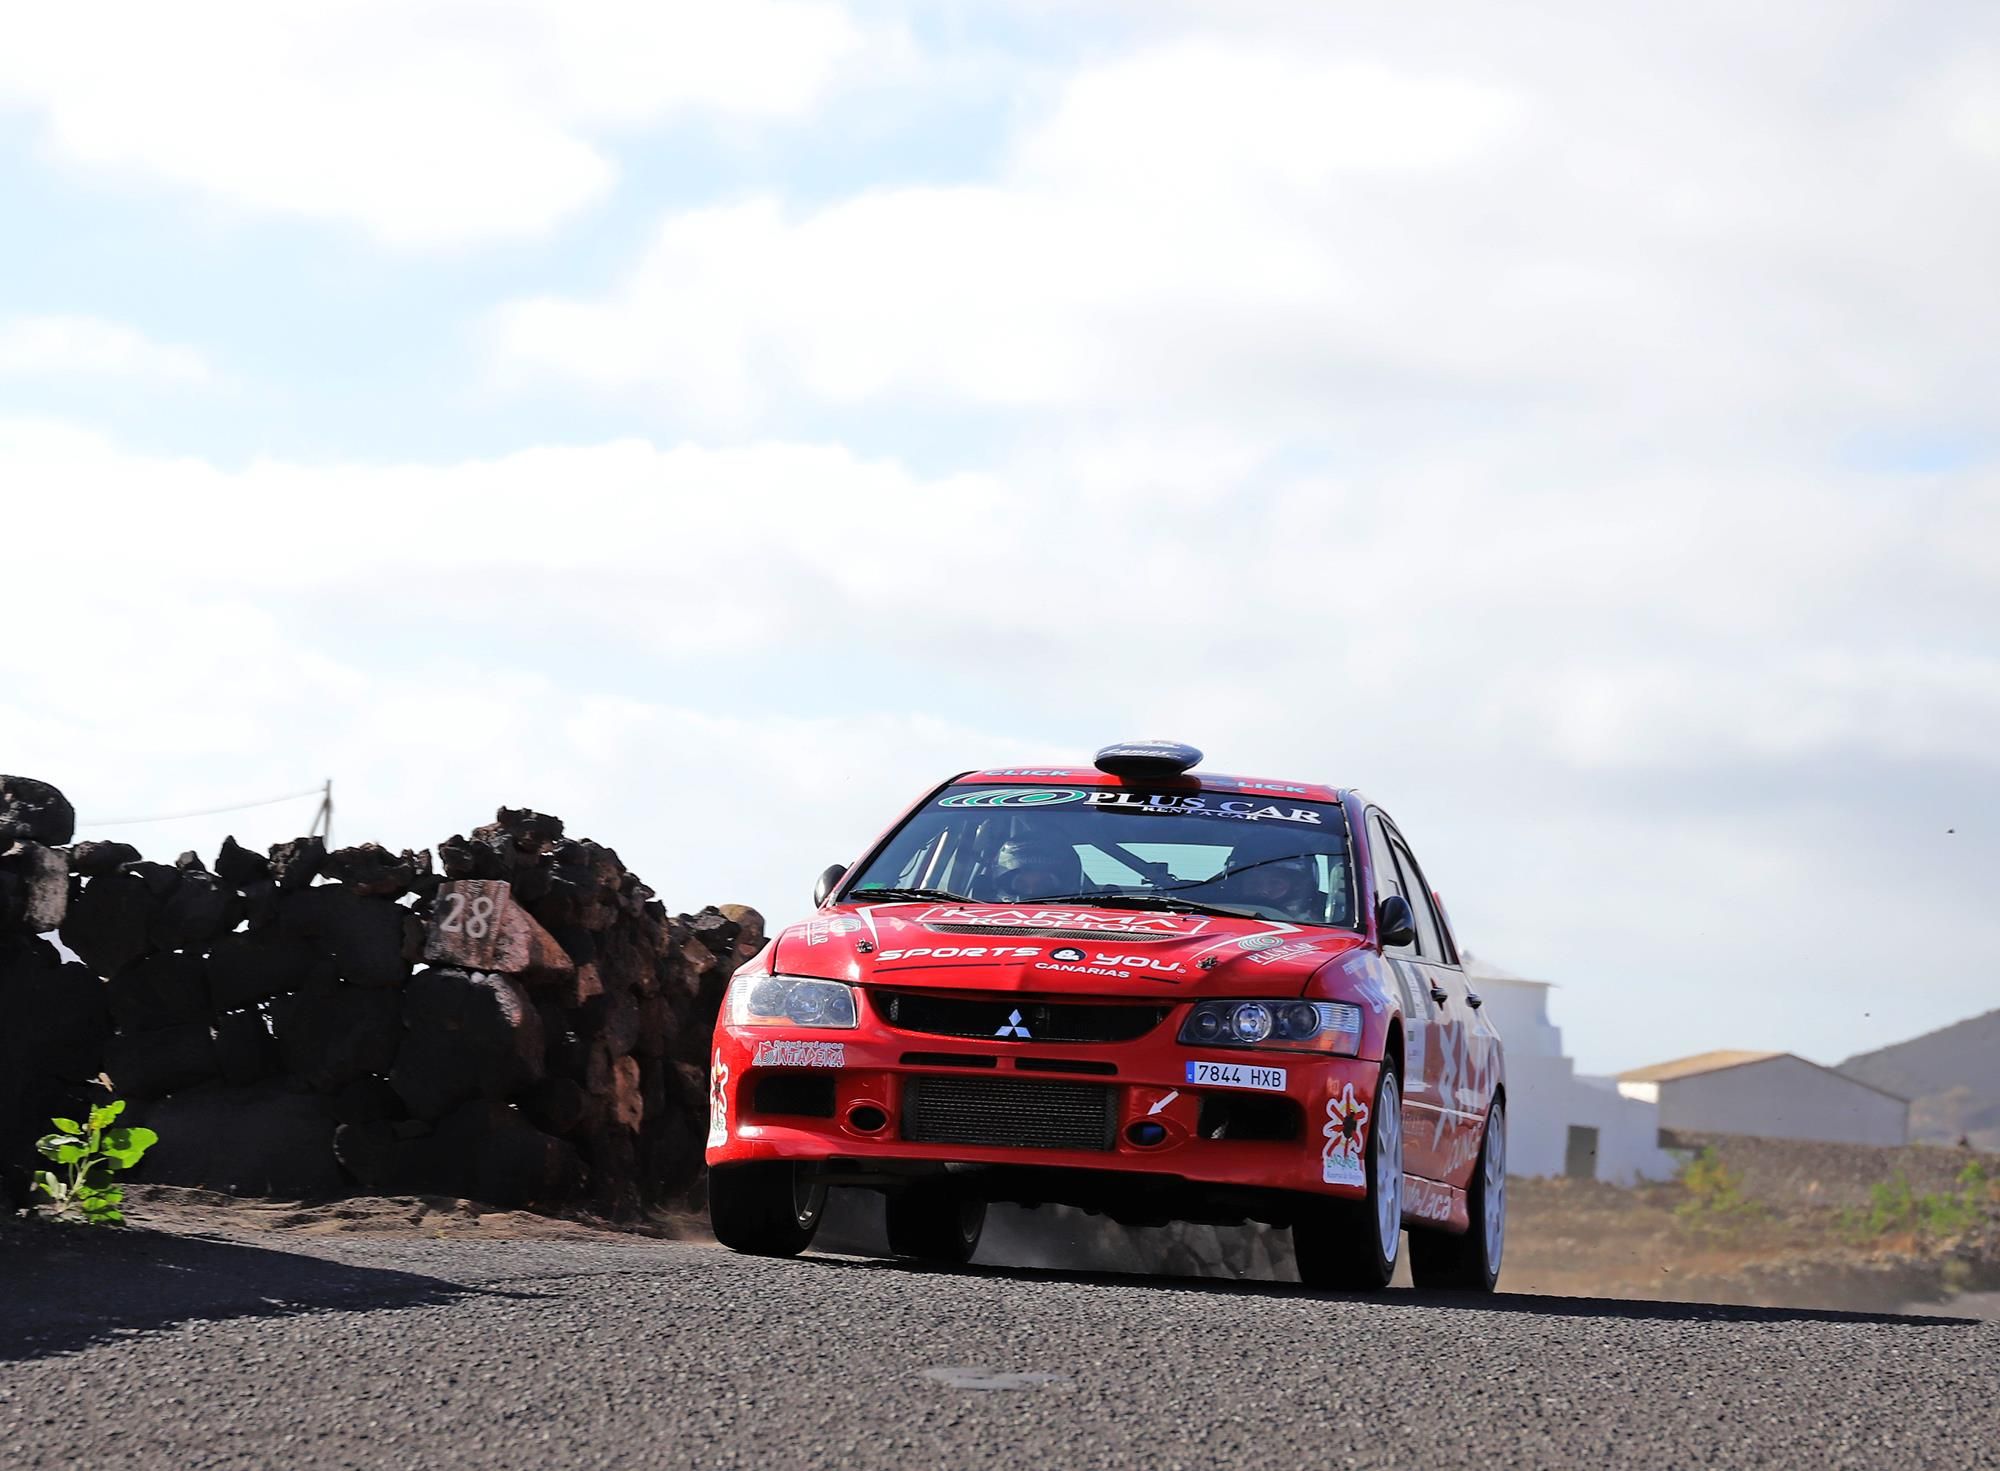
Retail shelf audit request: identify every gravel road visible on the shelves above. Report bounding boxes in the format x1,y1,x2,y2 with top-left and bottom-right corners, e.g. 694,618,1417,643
3,1226,1994,1470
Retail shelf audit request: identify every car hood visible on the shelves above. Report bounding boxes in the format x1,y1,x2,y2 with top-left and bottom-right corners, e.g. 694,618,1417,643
767,901,1367,998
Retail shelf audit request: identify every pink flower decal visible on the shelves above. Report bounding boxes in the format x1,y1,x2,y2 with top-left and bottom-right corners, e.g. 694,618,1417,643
1322,1081,1370,1170
706,1049,730,1148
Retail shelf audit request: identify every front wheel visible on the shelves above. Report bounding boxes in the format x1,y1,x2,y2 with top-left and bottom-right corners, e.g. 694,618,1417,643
1409,1100,1505,1293
1293,1064,1403,1292
884,1186,985,1265
709,1162,827,1257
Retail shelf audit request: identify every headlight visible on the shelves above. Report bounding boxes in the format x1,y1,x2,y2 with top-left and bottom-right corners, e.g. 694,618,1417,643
1179,999,1361,1055
726,975,858,1029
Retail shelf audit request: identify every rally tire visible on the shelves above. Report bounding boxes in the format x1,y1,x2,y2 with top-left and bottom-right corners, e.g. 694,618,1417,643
708,1162,827,1257
1409,1100,1506,1293
884,1187,986,1265
1293,1063,1403,1292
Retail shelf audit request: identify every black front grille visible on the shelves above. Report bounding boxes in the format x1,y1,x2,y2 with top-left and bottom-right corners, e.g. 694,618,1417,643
876,990,1168,1044
902,1076,1116,1151
924,923,1178,942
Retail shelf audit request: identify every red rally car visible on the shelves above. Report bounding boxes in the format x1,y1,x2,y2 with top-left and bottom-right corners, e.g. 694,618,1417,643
705,741,1506,1292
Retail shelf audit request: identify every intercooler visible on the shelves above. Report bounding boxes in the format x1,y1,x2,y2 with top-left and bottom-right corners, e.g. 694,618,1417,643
900,1076,1118,1151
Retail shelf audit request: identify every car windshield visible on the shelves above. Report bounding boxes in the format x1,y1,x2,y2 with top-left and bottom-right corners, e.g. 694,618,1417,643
846,784,1357,928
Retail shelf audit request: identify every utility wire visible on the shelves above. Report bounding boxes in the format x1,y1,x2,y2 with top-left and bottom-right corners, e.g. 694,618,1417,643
75,786,329,828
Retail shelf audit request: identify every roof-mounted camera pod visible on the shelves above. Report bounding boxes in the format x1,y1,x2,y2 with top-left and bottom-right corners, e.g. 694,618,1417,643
1093,740,1203,779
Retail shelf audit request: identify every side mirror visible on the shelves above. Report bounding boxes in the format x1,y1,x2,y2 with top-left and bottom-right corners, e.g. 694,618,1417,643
813,864,848,908
1376,893,1417,949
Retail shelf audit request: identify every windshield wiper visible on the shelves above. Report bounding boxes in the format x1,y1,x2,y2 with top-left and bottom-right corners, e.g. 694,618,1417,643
1035,891,1257,920
846,886,972,904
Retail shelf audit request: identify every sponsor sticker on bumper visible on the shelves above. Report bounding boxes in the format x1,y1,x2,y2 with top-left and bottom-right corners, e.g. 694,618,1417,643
1185,1059,1288,1092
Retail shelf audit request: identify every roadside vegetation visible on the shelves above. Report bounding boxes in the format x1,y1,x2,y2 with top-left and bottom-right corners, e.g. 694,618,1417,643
1835,1160,1996,1244
1673,1146,1765,1226
32,1100,157,1226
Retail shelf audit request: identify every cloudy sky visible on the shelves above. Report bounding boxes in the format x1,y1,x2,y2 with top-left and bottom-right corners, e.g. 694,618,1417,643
3,1,1994,1075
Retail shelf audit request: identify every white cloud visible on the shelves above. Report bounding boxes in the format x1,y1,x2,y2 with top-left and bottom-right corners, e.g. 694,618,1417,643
0,316,213,384
3,416,1996,1073
0,0,876,247
490,10,2000,435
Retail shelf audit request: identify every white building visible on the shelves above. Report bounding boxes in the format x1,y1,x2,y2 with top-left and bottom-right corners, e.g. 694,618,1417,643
1463,954,1678,1183
1615,1051,1909,1148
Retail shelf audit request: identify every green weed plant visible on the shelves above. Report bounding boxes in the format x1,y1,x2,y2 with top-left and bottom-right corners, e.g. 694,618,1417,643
1674,1146,1763,1224
32,1100,157,1226
1836,1161,1994,1243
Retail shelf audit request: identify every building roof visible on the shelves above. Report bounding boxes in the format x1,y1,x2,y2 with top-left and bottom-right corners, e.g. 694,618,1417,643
1617,1049,1911,1102
1617,1050,1781,1083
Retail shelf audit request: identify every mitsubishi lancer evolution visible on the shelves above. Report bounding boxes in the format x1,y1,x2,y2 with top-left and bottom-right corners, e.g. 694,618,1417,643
705,741,1505,1292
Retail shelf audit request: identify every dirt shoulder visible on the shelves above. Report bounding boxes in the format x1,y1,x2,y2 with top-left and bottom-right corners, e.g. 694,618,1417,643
1505,1139,2000,1314
3,1183,709,1248
11,1137,1997,1319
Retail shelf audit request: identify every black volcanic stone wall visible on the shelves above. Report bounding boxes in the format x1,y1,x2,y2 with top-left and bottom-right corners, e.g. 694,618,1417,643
0,778,762,1214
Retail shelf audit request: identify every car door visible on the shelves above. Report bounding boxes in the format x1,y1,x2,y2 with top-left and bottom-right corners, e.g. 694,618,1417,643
1366,810,1448,1181
1386,826,1484,1187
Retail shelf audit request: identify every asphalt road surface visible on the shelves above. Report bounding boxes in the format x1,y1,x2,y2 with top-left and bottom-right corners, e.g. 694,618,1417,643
3,1227,1995,1470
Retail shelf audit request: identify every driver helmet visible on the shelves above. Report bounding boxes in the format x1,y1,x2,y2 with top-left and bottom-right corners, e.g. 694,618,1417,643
1220,843,1320,915
988,836,1081,902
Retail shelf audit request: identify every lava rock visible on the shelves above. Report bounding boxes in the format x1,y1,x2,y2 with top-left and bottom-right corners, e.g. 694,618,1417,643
0,776,75,847
582,988,640,1059
526,839,624,932
437,830,513,882
105,1020,217,1099
320,843,426,899
0,840,69,933
335,1099,580,1206
150,867,241,950
59,868,158,977
213,1007,280,1085
390,968,544,1119
279,885,417,989
207,928,325,1009
270,982,401,1092
138,1083,345,1198
267,836,326,891
240,879,281,930
484,807,565,852
331,1074,402,1127
519,1076,590,1137
213,835,272,888
106,950,210,1032
68,840,141,877
0,934,111,1084
126,860,184,899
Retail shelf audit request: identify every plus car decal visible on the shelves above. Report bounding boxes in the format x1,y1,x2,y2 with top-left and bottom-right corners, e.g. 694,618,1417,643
752,1039,846,1068
1078,792,1324,824
1322,1082,1371,1187
706,1050,729,1148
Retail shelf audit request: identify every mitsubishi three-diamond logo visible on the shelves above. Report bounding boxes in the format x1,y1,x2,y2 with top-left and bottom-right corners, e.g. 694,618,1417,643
994,1008,1032,1039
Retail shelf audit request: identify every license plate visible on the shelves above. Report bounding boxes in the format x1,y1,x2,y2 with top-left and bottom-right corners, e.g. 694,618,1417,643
1185,1059,1288,1092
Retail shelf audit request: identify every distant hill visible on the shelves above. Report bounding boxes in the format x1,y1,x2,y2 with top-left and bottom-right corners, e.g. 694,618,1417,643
1839,1009,2000,1151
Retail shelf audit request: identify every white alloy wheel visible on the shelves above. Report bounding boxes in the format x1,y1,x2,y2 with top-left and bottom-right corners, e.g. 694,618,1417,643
1374,1069,1404,1264
1481,1101,1506,1273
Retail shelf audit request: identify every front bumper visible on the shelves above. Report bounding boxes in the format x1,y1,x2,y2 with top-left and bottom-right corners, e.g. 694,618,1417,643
704,1011,1383,1203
